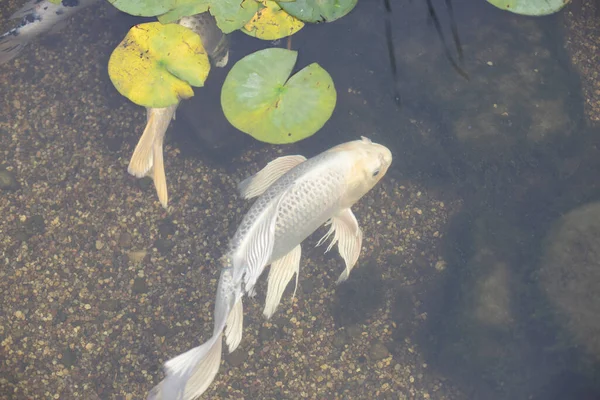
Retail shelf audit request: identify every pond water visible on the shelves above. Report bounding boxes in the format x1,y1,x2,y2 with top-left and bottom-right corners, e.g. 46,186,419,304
0,0,599,399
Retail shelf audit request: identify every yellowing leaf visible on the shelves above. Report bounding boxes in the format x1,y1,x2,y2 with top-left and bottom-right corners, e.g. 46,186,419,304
108,22,211,108
242,1,304,40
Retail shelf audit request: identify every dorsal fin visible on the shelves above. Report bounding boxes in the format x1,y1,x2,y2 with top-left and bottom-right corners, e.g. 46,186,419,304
238,155,306,199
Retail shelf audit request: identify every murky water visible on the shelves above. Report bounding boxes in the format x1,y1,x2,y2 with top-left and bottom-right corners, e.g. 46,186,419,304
1,0,599,399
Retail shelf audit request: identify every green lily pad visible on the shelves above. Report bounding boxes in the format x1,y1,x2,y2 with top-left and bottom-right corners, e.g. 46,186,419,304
487,0,570,15
108,22,211,108
108,0,176,17
221,48,336,144
279,0,357,23
157,0,257,31
157,0,210,24
210,0,259,33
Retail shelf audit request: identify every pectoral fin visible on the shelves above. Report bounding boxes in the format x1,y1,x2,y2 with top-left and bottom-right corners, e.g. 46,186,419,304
224,298,243,353
317,208,363,284
238,155,306,199
263,244,301,319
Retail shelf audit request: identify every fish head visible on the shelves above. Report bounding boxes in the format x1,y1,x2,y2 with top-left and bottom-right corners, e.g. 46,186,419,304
332,136,393,206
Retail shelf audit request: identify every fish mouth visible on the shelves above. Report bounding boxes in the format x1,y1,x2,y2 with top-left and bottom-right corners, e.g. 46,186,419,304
370,142,393,167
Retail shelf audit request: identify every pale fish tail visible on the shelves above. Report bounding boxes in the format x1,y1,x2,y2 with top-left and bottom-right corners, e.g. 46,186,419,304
128,104,177,208
0,31,28,65
148,267,242,400
147,333,224,400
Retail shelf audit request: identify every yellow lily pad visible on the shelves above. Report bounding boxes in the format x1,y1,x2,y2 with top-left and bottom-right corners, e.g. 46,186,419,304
242,1,304,40
108,22,211,108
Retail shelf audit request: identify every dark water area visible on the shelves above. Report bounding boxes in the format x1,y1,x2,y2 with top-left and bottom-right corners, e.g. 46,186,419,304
176,1,600,398
183,3,600,396
1,0,600,399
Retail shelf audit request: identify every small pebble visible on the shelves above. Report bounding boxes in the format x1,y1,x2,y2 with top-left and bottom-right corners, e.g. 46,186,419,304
369,340,390,361
127,250,147,264
118,232,133,248
225,349,247,367
0,168,18,190
132,277,148,294
62,348,77,368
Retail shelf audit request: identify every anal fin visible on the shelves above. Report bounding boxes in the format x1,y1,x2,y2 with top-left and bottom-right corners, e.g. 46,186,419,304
263,244,302,319
225,298,243,353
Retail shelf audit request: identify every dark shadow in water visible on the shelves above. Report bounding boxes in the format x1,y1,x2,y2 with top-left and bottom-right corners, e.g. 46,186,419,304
417,138,600,397
198,0,600,398
330,259,386,327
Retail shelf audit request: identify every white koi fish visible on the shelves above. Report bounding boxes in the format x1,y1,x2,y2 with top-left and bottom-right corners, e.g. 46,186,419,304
0,0,99,65
148,136,393,399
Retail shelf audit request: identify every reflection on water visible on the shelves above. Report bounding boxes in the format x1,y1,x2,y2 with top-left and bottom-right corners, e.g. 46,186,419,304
0,0,599,398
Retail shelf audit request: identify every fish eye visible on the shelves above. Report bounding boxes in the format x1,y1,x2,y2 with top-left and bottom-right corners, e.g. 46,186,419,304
372,169,380,177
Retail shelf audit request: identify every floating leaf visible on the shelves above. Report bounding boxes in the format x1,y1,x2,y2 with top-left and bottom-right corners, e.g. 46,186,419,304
48,0,61,4
210,0,259,33
242,1,304,40
156,0,258,32
157,0,210,24
221,48,336,144
108,0,176,17
108,22,210,108
279,0,357,23
487,0,570,15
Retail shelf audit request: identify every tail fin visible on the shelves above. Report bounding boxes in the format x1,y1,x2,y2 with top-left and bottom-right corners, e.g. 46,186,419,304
148,333,223,400
152,128,168,208
0,32,28,65
128,105,177,208
148,267,241,399
128,109,160,178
